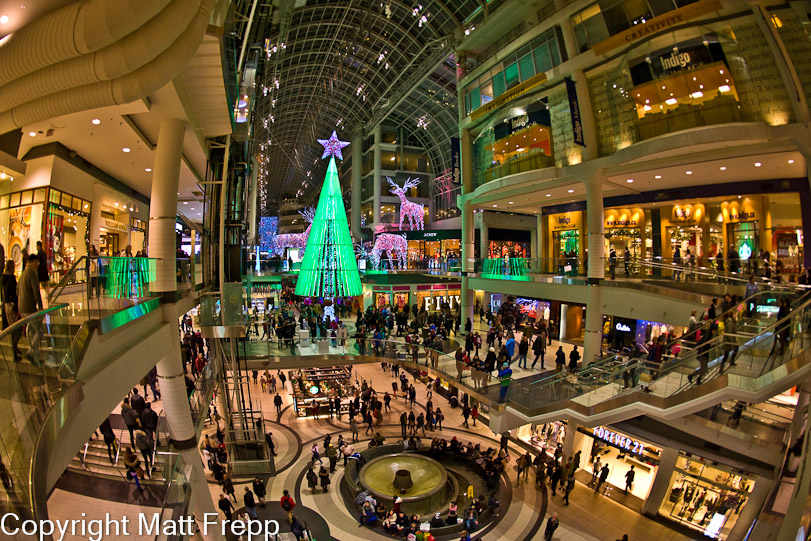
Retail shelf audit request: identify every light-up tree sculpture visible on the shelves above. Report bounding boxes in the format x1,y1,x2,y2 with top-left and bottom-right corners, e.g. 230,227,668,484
295,131,361,320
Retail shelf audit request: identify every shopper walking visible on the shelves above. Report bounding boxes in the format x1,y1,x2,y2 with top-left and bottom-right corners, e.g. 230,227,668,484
517,336,529,369
595,464,609,494
122,447,144,492
568,345,580,373
306,467,318,492
253,477,266,506
544,513,559,541
274,393,283,417
243,487,258,519
222,474,236,502
563,475,575,504
18,254,44,365
98,417,118,464
625,465,635,494
498,362,512,403
318,466,331,492
280,489,296,522
1,260,22,362
555,346,565,373
218,494,234,521
532,334,545,369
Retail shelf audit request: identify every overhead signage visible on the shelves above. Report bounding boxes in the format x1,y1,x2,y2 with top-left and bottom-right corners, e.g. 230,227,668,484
469,72,548,121
424,294,460,311
670,203,704,226
404,229,460,241
549,212,580,232
629,40,722,85
591,0,724,56
102,219,129,233
593,426,646,455
565,77,585,147
616,323,632,332
451,137,461,185
604,208,644,228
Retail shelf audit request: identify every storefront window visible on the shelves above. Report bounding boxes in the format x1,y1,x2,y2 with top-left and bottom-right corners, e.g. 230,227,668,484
575,426,662,501
660,452,755,539
488,240,529,258
1,189,46,273
46,196,89,283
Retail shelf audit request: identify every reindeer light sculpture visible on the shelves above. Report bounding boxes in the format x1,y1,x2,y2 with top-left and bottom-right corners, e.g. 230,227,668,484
371,233,408,269
271,207,315,257
387,177,424,231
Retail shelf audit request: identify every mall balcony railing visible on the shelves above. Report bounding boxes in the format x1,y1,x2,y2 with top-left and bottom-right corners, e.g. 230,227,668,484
505,288,811,418
472,151,556,190
150,451,191,541
0,303,82,522
244,258,302,275
467,256,808,294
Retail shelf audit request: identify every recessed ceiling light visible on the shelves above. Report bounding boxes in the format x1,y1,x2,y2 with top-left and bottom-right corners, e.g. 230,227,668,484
545,194,551,197
719,166,726,171
84,204,89,209
183,202,188,204
754,162,762,167
508,201,514,204
567,189,574,193
788,159,795,164
114,202,119,206
654,175,662,179
686,170,693,175
190,208,195,211
626,179,634,183
28,131,36,137
91,118,101,125
122,147,131,153
492,204,497,207
0,15,9,24
145,168,152,172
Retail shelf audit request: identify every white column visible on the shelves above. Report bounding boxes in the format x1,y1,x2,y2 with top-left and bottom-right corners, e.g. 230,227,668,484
559,304,568,341
536,213,544,262
351,128,363,238
584,177,604,364
89,184,105,249
530,226,537,259
480,224,489,259
562,420,579,459
148,118,185,292
642,446,679,516
555,0,578,60
373,125,382,227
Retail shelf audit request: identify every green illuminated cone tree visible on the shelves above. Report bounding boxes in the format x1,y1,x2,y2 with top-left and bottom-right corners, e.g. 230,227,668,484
295,156,362,298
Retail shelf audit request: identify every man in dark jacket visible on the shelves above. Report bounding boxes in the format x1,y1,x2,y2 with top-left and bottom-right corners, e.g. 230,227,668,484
35,241,49,296
140,402,159,445
243,487,258,519
121,398,140,444
144,366,161,401
130,389,146,415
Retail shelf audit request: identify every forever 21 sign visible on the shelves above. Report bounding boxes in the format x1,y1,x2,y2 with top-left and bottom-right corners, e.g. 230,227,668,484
593,426,646,455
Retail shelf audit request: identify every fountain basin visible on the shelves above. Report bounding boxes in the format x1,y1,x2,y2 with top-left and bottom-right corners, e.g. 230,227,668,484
358,453,450,515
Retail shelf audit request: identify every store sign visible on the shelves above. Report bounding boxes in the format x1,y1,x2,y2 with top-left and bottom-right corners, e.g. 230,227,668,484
565,77,585,147
591,0,723,55
616,322,632,332
425,294,460,311
549,212,580,231
405,229,460,241
451,137,461,185
103,219,129,233
469,72,548,121
670,204,704,226
604,208,643,228
511,113,529,131
593,426,646,455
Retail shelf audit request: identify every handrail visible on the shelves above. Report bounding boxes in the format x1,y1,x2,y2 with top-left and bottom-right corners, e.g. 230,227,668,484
48,255,89,304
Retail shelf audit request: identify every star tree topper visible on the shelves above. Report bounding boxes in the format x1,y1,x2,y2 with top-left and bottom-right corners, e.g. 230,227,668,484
317,130,350,160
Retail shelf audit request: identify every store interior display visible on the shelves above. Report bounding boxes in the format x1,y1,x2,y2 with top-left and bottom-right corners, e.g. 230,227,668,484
661,453,754,539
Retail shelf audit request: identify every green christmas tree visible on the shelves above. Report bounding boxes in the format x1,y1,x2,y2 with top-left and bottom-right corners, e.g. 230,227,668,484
295,134,361,299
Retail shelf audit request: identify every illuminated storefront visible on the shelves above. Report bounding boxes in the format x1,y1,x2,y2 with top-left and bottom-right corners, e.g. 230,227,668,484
604,207,645,259
546,211,583,269
659,452,755,539
405,229,461,266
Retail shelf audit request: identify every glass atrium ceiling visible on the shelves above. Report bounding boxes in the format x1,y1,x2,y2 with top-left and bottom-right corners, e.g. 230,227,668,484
253,0,481,212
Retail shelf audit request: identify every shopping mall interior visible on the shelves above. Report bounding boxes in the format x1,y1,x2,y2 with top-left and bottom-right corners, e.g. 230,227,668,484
1,0,811,540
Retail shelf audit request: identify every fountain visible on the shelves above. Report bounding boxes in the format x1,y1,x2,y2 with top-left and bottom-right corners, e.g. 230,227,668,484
358,453,453,515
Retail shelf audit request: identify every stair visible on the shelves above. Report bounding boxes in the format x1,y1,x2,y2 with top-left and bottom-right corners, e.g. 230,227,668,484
68,437,165,483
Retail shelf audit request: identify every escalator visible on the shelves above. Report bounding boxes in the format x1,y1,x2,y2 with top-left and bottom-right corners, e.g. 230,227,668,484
489,289,811,431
